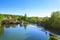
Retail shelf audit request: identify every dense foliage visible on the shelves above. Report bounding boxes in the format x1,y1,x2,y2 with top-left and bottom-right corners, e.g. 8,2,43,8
40,11,60,30
0,14,5,24
28,17,37,23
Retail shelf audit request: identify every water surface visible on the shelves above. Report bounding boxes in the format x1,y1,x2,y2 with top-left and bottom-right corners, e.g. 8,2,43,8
0,24,50,40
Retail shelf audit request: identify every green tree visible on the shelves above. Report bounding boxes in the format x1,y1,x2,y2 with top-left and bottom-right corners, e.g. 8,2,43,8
38,18,43,22
0,14,5,23
41,11,60,30
40,16,49,26
28,17,37,23
24,14,28,21
50,11,60,29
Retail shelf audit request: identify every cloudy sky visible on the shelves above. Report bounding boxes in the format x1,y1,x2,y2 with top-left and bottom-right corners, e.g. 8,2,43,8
0,0,60,17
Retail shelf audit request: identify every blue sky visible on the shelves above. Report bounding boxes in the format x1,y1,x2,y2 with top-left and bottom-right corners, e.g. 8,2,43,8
0,0,60,17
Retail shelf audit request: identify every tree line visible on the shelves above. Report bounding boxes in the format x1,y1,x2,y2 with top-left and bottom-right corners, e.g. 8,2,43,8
0,11,60,29
0,11,60,31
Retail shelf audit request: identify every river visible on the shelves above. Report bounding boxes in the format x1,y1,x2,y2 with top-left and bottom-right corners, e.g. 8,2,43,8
0,24,60,40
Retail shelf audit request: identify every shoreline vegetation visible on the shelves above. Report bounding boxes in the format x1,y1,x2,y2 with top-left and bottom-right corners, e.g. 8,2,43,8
0,11,60,40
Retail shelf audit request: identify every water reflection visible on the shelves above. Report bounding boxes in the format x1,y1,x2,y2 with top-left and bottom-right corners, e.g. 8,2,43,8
0,24,19,36
1,24,18,28
0,27,4,36
20,23,27,30
36,24,60,39
42,26,60,37
0,24,50,40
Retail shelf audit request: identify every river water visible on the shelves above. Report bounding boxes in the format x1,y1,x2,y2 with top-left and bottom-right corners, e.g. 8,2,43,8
0,24,59,40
